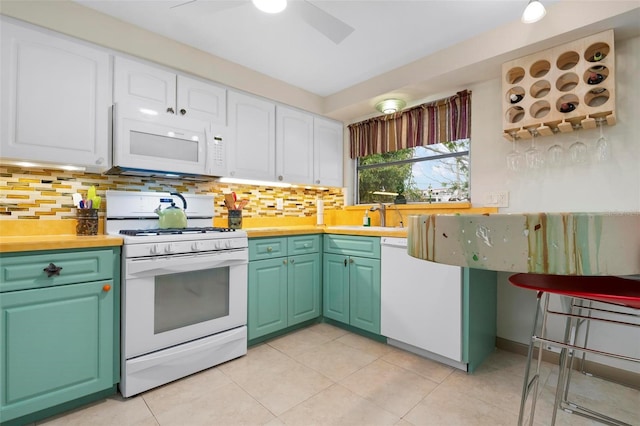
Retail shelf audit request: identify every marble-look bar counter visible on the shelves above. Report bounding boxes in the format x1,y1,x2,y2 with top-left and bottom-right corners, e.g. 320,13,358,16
407,212,640,276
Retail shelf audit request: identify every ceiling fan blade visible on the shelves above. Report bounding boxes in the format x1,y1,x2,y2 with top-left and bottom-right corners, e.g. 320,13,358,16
292,1,354,44
170,0,247,13
169,0,197,9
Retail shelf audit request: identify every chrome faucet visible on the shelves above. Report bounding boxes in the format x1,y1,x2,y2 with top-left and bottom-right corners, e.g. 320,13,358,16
369,203,386,227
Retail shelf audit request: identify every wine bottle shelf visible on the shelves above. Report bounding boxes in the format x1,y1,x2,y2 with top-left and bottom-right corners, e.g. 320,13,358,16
502,30,615,139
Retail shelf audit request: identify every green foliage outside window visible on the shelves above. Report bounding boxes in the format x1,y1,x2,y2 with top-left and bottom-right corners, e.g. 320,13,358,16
357,140,470,204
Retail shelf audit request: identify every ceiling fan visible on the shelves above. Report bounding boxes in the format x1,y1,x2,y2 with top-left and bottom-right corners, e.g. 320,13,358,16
170,0,355,44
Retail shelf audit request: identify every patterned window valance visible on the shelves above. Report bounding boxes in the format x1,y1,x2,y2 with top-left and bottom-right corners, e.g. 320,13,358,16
348,90,471,158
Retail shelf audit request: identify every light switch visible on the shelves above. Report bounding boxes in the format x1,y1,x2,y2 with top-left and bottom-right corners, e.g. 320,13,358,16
276,198,283,210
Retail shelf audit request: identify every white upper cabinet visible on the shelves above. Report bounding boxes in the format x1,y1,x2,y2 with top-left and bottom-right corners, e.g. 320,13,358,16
227,91,275,181
313,117,344,187
276,106,314,184
0,20,111,170
177,75,226,125
114,57,226,125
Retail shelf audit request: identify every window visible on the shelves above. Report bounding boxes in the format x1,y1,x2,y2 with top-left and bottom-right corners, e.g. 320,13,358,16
357,139,469,204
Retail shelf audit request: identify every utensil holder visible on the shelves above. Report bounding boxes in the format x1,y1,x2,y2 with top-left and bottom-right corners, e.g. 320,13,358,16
228,210,242,229
76,209,99,235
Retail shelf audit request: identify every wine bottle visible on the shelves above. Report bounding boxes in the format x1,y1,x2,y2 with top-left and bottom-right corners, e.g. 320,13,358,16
587,72,604,85
509,93,523,104
591,51,605,62
560,103,576,113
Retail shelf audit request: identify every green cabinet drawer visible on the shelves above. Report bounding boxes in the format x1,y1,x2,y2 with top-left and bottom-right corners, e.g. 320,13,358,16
0,248,115,292
249,237,287,261
288,235,320,256
323,235,380,259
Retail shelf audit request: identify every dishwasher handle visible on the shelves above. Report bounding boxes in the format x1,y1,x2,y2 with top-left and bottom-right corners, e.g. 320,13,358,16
380,237,407,249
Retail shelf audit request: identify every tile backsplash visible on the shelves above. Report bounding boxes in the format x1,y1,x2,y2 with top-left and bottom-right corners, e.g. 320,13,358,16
0,167,344,220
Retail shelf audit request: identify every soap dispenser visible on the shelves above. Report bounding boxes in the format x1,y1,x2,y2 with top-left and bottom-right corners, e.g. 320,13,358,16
363,210,371,227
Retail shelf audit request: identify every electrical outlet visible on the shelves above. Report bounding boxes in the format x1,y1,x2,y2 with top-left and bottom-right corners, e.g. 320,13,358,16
484,191,509,207
276,198,283,210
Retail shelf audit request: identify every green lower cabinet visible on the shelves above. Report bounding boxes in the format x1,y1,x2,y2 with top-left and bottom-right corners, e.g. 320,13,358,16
248,235,321,341
0,280,114,423
288,253,321,325
322,235,381,335
322,253,350,324
349,257,380,333
248,258,288,339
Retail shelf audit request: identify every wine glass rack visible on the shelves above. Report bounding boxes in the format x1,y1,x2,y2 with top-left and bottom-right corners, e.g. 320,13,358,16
502,30,615,141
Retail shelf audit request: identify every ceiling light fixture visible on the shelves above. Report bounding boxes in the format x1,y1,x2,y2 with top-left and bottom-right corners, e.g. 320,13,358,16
375,99,406,115
252,0,287,14
521,0,546,24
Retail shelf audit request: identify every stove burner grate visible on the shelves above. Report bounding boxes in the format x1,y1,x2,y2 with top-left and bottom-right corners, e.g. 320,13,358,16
119,227,236,236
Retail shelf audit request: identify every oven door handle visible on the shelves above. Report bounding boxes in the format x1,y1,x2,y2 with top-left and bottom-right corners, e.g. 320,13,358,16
126,252,247,278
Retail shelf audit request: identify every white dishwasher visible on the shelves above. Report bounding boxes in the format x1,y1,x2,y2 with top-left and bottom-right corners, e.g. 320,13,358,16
380,237,465,369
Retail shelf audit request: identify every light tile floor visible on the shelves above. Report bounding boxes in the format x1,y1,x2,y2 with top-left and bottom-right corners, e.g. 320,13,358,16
38,324,639,426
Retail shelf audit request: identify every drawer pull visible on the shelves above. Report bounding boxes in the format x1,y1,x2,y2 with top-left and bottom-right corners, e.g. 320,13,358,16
102,284,111,292
43,263,63,277
267,247,273,252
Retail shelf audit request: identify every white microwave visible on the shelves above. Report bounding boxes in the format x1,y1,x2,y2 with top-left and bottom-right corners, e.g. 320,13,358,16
107,102,227,179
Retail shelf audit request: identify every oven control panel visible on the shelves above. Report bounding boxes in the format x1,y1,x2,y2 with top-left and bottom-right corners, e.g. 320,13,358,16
124,237,247,258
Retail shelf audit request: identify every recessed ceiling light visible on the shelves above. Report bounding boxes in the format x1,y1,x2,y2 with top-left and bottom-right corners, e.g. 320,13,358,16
252,0,287,14
521,0,546,24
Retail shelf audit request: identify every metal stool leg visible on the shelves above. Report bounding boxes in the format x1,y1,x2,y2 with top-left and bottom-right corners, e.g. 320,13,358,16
552,296,578,425
518,291,548,426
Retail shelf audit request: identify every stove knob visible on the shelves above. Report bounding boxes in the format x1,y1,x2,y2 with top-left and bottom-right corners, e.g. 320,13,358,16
214,241,222,250
150,244,161,255
164,244,174,254
225,240,232,249
191,242,202,251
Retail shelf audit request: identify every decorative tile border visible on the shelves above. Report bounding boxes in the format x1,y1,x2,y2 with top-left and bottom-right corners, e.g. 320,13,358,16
0,167,344,220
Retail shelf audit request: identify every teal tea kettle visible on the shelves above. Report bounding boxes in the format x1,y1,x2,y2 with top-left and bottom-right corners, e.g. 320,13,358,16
154,192,188,229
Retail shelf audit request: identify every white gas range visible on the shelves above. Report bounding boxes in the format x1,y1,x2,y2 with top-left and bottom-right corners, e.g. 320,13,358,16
106,190,248,397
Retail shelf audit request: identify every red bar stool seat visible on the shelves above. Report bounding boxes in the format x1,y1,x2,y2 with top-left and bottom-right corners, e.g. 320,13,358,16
508,273,640,426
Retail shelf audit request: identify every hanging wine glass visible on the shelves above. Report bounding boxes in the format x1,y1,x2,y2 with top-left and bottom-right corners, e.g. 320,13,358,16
525,128,543,170
569,124,588,164
506,131,523,172
594,117,610,162
547,135,565,168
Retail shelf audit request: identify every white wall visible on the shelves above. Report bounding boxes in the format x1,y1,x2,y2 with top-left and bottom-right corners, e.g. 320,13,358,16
470,36,640,371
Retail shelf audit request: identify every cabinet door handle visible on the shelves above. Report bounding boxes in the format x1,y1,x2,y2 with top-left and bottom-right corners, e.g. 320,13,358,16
166,107,175,114
290,259,295,264
43,263,62,277
102,284,111,292
349,258,354,264
283,259,287,265
180,108,186,115
344,258,347,267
